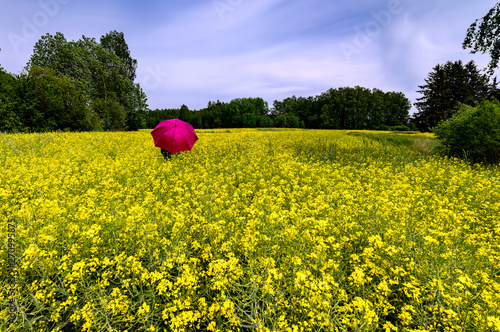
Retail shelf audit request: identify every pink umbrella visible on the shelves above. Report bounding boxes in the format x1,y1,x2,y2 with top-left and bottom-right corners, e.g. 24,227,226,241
151,119,198,154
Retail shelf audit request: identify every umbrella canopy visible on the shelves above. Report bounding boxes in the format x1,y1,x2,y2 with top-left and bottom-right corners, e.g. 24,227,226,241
151,119,198,154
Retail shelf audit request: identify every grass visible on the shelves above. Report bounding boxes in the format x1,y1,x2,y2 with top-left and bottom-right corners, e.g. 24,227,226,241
347,131,438,153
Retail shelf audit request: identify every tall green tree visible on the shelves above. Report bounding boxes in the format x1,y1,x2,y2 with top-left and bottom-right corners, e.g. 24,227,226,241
367,88,386,129
274,86,411,130
27,32,72,75
178,104,189,122
90,93,126,131
100,30,138,82
27,32,148,131
384,91,411,126
19,66,90,132
463,2,500,75
0,68,23,132
228,97,270,127
412,60,494,131
125,84,148,130
319,104,340,129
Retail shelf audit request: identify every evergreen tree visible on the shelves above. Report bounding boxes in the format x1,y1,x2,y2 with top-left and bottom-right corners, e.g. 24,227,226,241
412,60,494,131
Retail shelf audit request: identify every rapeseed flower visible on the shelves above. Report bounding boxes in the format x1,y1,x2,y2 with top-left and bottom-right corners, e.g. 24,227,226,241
0,129,499,331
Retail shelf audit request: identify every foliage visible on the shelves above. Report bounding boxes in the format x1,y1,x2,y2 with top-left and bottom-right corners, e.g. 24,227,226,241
463,2,500,75
433,99,500,165
90,93,126,131
0,68,23,132
100,30,138,82
273,112,302,128
23,31,148,131
145,87,412,130
22,66,91,132
144,107,184,129
1,129,500,331
0,66,91,132
146,87,412,130
412,60,496,131
273,86,411,130
146,98,275,129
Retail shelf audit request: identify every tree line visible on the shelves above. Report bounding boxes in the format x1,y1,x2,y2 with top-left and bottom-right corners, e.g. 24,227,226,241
144,87,412,130
0,31,413,132
274,87,412,130
145,98,274,130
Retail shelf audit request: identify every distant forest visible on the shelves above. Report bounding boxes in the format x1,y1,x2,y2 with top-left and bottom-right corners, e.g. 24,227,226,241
146,87,413,131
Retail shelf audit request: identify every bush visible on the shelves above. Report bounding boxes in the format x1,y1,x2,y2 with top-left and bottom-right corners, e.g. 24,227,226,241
433,99,500,165
389,125,411,131
373,124,390,131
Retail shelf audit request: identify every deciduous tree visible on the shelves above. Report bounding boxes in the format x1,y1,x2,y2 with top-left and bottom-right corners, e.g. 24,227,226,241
20,66,90,131
100,30,138,82
433,99,500,165
0,68,23,132
463,2,500,75
27,32,148,131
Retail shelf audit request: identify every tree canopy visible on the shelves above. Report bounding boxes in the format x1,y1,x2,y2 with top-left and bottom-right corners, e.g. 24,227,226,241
100,30,138,82
0,65,92,132
0,32,149,132
412,60,497,131
463,2,500,75
273,86,411,130
144,87,412,131
25,31,147,131
0,66,23,132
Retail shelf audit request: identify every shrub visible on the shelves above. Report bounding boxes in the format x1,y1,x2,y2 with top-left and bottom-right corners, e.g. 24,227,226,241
389,125,411,131
373,124,390,131
433,99,500,165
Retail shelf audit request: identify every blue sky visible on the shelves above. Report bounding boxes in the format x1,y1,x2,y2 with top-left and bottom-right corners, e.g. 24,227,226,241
0,0,497,113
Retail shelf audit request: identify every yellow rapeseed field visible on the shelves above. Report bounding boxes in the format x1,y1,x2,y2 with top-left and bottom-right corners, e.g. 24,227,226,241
1,129,499,331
